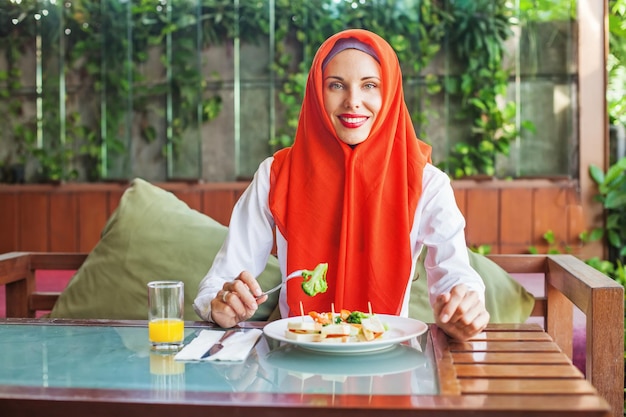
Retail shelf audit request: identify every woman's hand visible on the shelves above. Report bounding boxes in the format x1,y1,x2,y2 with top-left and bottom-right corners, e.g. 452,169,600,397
433,283,489,341
210,271,268,328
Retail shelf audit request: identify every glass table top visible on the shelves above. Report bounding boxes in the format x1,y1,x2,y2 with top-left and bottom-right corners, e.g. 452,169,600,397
0,323,438,397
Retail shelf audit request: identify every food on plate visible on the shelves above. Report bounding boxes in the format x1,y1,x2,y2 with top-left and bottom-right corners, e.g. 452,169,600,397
300,263,328,296
344,310,369,324
283,309,387,343
361,315,386,341
285,320,324,342
320,323,352,343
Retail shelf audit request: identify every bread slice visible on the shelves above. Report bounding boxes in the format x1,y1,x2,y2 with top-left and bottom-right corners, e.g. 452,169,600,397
287,321,323,332
285,320,323,342
320,323,351,337
284,330,324,342
360,316,386,341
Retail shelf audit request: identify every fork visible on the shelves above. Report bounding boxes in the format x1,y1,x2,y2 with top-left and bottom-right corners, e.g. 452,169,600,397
255,270,303,299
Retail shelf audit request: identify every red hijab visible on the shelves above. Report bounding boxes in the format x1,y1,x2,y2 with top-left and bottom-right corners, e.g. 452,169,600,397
269,29,432,316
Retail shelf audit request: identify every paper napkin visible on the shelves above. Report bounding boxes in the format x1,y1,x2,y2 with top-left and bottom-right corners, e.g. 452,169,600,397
174,329,262,362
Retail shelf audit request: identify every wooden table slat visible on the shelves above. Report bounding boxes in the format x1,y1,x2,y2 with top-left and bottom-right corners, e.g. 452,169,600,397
450,341,562,352
460,378,599,395
467,331,552,341
455,363,584,378
431,325,462,395
482,323,545,332
452,351,572,365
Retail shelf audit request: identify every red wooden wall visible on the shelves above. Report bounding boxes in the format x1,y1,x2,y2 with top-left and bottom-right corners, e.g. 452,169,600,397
453,179,585,254
0,182,248,254
0,179,584,256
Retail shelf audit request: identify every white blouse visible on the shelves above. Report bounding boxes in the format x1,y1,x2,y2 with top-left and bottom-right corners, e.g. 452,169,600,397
193,157,485,322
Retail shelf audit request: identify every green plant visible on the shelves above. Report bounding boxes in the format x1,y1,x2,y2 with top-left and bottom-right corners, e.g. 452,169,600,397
440,0,525,178
527,158,626,281
588,157,626,273
528,230,575,255
608,0,626,126
469,244,492,255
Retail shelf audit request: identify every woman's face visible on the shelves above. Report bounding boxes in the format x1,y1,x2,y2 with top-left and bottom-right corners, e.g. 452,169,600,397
322,49,382,146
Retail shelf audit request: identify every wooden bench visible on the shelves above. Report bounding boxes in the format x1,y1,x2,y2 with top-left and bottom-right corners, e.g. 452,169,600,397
0,251,623,417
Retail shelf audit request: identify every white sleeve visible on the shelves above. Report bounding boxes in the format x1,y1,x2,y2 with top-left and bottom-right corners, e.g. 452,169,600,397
416,165,486,308
193,157,275,321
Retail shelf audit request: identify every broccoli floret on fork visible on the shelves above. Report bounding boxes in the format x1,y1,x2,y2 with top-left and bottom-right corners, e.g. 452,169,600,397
301,263,328,296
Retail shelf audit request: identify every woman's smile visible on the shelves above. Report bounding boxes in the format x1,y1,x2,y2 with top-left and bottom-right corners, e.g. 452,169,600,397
338,113,370,128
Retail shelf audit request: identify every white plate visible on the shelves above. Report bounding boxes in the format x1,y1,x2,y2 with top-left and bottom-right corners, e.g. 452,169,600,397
262,314,429,354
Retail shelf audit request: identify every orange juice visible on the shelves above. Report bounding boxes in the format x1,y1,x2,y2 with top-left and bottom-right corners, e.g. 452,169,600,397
149,318,184,344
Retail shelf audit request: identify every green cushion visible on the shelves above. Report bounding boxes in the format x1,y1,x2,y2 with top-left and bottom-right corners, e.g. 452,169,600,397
50,178,533,324
408,247,535,323
49,178,281,321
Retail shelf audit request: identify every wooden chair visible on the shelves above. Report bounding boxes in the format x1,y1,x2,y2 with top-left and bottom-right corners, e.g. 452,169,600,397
0,251,623,417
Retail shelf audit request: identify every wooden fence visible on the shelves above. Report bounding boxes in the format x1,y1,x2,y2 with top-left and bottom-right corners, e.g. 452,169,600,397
0,179,584,255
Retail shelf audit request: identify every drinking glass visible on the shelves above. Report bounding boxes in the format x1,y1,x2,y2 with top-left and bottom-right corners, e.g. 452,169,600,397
148,280,184,350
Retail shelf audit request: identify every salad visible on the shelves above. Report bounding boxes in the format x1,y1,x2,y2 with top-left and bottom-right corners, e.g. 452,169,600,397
285,309,387,343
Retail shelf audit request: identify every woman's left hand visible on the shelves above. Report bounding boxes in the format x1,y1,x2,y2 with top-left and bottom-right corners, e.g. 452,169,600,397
433,283,490,341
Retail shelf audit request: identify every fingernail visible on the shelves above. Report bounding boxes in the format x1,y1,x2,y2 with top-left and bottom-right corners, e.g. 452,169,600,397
441,314,449,323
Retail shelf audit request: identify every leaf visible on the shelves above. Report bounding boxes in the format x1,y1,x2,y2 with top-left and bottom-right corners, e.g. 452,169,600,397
605,191,626,209
605,157,626,184
589,228,605,242
589,164,605,185
608,230,622,248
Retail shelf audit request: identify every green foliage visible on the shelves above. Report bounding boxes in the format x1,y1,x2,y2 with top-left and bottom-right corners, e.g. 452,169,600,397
469,245,492,256
588,157,626,270
518,0,576,21
1,0,230,182
528,158,626,282
0,0,568,182
608,0,626,126
437,0,523,178
528,230,573,255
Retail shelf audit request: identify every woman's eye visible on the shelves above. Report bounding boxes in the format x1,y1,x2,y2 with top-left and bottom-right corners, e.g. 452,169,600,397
329,82,343,90
364,82,377,89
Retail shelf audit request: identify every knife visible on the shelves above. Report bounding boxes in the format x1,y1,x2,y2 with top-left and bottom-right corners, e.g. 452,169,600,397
200,329,238,358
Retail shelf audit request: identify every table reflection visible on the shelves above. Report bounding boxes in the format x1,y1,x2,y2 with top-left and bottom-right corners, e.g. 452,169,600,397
150,351,185,399
257,339,437,396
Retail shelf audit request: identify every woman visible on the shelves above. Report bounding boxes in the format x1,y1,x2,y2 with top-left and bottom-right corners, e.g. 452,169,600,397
194,29,489,341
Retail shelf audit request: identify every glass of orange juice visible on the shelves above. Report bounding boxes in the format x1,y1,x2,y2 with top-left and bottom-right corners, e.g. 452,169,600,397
148,281,184,350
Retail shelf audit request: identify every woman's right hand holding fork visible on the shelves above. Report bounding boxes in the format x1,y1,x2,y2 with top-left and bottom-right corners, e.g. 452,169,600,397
211,271,267,328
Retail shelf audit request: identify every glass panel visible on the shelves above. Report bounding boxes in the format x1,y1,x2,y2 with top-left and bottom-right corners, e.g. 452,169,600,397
199,0,238,181
100,0,133,180
503,0,577,178
0,2,39,184
166,0,202,180
238,41,273,179
36,0,64,182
